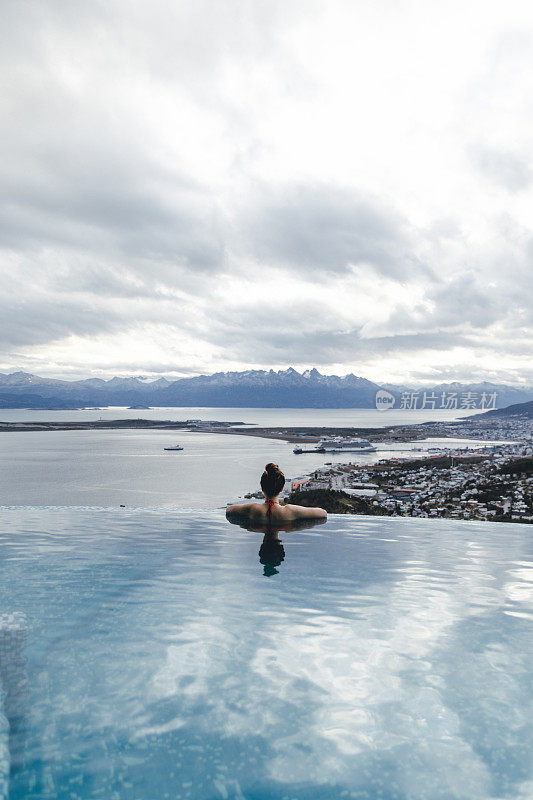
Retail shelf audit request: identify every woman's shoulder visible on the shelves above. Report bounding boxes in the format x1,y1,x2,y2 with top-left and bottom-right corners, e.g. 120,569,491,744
226,502,263,518
283,503,327,520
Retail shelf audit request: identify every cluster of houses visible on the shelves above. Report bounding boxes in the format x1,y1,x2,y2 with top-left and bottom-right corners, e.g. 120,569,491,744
366,452,532,521
370,410,531,446
425,413,532,445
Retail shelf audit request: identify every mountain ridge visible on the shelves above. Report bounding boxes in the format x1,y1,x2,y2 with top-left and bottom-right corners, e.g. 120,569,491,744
0,369,532,409
472,399,533,419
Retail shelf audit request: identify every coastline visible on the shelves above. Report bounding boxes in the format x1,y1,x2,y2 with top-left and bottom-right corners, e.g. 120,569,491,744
0,416,460,442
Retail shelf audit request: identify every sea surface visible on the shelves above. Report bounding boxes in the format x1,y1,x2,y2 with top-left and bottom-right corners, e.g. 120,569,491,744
1,508,531,799
0,410,496,508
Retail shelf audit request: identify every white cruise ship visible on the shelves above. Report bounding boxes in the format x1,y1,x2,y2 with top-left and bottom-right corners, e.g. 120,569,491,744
317,437,377,453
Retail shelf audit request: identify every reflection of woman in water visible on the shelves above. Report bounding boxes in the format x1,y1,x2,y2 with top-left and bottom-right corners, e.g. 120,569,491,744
227,510,327,576
259,532,285,577
226,463,327,523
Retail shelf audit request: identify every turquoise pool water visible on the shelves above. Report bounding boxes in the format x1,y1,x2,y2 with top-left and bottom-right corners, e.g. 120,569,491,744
0,509,531,800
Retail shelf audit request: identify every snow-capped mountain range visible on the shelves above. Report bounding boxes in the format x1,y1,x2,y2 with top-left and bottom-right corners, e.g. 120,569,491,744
0,368,532,409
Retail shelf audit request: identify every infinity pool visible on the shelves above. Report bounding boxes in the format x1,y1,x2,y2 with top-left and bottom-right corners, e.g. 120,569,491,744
0,509,531,800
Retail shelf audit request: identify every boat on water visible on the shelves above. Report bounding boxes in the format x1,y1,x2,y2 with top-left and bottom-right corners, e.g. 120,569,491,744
317,437,377,453
293,446,326,454
163,444,184,451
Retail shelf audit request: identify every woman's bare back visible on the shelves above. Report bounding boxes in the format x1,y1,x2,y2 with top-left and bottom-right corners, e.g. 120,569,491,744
226,501,326,523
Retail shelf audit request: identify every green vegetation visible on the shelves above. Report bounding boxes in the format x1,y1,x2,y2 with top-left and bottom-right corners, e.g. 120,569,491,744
370,455,485,476
499,457,533,475
285,488,392,516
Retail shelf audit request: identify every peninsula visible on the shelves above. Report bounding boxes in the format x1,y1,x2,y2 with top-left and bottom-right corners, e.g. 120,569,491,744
0,419,245,432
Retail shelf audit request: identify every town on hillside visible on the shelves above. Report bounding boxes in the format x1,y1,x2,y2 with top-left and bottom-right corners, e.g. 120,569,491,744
249,413,533,523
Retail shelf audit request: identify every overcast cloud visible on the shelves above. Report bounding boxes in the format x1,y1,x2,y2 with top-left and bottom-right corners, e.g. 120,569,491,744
1,0,532,384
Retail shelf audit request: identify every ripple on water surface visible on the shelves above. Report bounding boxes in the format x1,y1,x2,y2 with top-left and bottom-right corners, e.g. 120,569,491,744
0,508,531,800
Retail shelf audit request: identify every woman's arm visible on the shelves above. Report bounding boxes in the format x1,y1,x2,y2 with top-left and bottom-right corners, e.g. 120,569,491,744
288,504,327,519
226,502,253,517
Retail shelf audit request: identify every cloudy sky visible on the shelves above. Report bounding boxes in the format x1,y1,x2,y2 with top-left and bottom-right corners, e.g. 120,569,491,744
1,0,532,384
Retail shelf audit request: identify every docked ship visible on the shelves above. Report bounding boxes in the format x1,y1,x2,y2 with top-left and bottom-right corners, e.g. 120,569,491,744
163,444,184,451
317,437,377,453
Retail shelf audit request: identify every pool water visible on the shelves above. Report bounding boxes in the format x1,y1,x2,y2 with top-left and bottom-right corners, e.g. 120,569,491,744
0,508,531,800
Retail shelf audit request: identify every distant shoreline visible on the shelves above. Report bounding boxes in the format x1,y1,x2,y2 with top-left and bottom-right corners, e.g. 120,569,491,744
0,416,462,443
0,419,240,432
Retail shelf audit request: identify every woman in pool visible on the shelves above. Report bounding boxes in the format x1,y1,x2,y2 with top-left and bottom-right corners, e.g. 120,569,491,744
226,462,327,522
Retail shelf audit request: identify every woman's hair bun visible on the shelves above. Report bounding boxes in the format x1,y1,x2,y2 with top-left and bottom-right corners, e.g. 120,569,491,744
265,462,280,474
261,463,286,497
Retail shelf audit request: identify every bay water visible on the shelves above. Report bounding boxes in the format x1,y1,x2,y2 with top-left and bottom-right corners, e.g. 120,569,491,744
0,408,487,508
